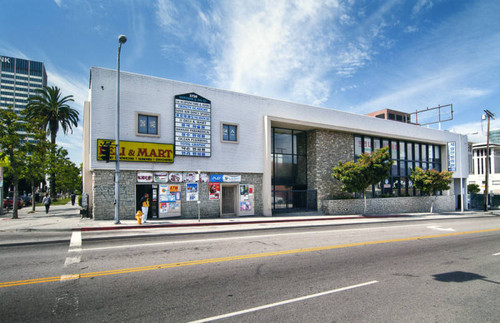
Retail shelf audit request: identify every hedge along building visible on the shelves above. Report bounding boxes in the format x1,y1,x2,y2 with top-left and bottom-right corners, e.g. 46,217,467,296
82,67,469,220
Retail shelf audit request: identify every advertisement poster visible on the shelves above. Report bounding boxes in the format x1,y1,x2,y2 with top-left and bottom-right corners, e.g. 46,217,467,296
169,172,183,183
239,184,254,216
158,184,181,217
154,172,168,183
184,172,199,182
137,172,153,183
209,182,220,200
186,183,199,201
200,173,209,183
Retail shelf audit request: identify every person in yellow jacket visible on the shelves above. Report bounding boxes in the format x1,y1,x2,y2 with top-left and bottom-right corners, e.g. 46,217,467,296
139,193,150,223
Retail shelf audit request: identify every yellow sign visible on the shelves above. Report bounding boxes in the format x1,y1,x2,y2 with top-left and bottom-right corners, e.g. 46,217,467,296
97,139,174,163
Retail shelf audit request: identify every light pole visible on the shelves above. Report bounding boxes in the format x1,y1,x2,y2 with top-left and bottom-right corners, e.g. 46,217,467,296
115,34,127,224
483,109,495,211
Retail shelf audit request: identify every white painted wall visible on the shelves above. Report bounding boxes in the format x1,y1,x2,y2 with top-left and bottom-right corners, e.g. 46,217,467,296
88,66,468,179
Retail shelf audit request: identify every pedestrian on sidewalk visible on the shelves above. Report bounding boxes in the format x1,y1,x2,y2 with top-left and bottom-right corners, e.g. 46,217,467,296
42,193,51,214
140,193,149,223
71,193,76,206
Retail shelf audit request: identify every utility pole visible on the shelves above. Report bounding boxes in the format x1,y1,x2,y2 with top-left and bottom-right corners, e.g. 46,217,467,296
483,109,495,211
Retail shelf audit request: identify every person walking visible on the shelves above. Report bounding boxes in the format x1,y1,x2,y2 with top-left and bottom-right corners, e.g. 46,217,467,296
71,193,76,206
42,193,51,214
139,193,149,224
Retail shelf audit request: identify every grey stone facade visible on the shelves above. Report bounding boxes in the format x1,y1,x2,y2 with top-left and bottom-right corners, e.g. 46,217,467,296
307,129,354,210
322,195,455,215
92,170,263,220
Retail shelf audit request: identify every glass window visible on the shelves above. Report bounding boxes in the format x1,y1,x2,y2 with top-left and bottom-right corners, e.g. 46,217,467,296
391,141,398,159
355,136,363,157
434,146,441,164
382,139,389,148
407,143,413,160
399,141,406,160
414,143,420,160
399,161,407,177
274,129,293,154
364,137,372,154
421,144,427,161
373,138,381,150
222,124,238,142
428,145,434,162
138,114,158,135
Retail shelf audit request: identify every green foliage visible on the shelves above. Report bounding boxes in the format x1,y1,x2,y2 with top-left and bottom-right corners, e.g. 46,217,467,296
25,86,79,197
410,167,453,196
332,146,392,196
53,148,81,194
0,106,30,218
467,183,480,194
25,86,78,144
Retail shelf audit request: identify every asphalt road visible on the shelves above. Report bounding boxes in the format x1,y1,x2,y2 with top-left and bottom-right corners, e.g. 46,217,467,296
1,217,499,322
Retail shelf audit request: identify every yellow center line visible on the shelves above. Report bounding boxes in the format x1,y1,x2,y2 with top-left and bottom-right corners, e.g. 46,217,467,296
1,228,499,289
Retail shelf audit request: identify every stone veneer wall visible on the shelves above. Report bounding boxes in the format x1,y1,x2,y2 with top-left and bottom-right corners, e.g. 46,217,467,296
322,195,455,215
307,129,354,210
93,170,136,220
92,170,263,220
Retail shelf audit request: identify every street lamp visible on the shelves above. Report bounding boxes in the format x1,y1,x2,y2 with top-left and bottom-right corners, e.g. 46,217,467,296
115,34,127,224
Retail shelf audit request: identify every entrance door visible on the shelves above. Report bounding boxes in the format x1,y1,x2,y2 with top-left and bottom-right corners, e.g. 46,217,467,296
136,185,158,219
221,186,236,216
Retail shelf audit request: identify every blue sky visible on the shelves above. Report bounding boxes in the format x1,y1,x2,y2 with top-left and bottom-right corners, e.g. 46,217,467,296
1,0,499,165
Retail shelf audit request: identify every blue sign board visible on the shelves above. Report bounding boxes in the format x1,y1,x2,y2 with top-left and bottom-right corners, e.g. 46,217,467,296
210,174,223,182
447,142,456,172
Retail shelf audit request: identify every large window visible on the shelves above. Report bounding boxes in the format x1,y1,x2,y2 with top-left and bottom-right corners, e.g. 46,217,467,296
354,135,442,197
272,128,308,209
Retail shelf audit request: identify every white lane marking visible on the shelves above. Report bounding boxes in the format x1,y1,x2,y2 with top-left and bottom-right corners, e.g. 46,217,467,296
64,256,82,267
63,231,82,270
69,231,82,249
427,225,456,232
493,252,500,256
188,280,379,323
83,224,426,252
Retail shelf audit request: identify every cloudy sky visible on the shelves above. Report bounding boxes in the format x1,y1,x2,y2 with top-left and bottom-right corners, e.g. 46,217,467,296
1,0,499,165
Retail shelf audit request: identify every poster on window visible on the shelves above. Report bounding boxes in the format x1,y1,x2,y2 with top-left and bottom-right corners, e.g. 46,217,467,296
186,183,199,201
209,182,220,200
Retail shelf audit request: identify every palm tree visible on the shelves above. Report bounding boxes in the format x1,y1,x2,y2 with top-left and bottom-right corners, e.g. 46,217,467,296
25,86,79,197
25,86,78,145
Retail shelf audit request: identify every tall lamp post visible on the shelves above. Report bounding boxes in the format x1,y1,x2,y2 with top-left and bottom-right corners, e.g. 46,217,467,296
115,34,127,224
483,109,495,211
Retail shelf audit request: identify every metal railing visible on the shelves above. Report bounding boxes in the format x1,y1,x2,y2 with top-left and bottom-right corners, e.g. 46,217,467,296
272,190,317,213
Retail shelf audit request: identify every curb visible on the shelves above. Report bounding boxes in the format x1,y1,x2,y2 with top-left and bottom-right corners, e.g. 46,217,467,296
77,214,413,231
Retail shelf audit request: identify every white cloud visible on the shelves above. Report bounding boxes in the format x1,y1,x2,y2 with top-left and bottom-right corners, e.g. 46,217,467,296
412,0,434,15
54,0,62,8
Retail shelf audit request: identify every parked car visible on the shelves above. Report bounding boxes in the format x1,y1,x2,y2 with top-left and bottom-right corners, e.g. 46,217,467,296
3,197,23,209
19,195,32,206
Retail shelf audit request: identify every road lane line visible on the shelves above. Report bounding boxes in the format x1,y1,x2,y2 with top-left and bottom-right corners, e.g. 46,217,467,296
64,256,81,267
1,227,499,289
188,280,379,322
82,223,431,252
69,231,82,249
427,226,455,232
493,252,500,256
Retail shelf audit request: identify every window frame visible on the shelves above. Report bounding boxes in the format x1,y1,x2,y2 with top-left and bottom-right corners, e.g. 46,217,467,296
135,112,160,137
220,122,239,143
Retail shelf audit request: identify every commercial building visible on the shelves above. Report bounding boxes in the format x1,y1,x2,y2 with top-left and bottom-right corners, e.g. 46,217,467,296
468,143,500,194
83,67,469,220
0,55,47,114
365,109,412,123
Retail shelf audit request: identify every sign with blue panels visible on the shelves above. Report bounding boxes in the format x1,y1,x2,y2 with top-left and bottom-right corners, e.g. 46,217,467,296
447,142,456,172
174,93,211,157
210,174,223,182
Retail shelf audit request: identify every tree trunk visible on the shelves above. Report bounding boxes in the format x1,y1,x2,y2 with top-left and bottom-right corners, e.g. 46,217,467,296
31,179,36,213
12,173,19,219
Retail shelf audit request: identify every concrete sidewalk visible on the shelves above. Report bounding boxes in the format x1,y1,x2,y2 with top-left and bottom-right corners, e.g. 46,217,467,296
1,202,498,234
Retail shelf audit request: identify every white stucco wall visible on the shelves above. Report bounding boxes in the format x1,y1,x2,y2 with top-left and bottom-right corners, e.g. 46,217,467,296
89,66,467,177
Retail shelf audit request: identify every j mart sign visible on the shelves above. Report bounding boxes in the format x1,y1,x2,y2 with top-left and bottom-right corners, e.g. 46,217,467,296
97,139,174,163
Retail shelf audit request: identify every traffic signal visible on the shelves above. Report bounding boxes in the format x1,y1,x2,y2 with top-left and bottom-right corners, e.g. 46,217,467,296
102,142,111,163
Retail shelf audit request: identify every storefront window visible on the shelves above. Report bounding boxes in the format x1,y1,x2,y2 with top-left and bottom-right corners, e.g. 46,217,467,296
355,136,363,158
364,137,372,154
399,141,406,160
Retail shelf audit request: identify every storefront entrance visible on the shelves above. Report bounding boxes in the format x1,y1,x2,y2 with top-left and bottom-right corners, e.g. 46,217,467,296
221,185,237,216
136,184,158,219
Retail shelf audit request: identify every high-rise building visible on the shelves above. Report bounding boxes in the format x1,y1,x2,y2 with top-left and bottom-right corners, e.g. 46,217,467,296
0,55,47,114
